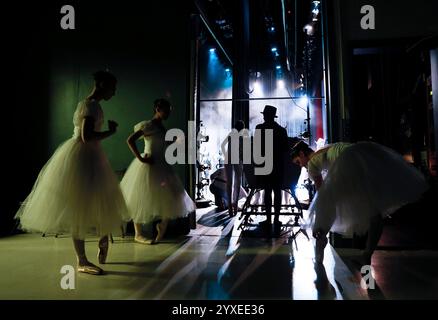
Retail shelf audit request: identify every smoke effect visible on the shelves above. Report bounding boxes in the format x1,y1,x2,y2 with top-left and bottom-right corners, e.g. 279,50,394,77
248,81,308,137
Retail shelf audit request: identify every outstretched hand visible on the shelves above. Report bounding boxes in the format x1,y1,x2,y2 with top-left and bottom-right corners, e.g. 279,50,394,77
108,120,118,133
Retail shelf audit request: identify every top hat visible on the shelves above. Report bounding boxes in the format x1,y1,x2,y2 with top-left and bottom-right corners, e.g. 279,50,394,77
261,105,278,118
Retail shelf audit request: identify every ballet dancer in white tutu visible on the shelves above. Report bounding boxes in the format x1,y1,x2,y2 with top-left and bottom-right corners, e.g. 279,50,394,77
121,99,195,244
15,71,129,275
291,140,429,265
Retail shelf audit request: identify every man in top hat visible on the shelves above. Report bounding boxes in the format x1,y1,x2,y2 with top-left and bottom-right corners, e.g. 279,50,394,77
255,105,288,235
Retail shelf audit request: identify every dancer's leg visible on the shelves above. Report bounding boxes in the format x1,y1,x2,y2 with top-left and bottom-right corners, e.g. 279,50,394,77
151,219,169,244
73,237,103,275
98,235,109,264
225,164,234,215
313,229,328,264
233,164,243,215
134,223,149,244
363,214,384,265
73,238,88,265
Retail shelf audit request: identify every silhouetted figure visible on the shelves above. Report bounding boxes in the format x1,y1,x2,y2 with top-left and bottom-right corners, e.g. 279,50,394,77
121,99,195,245
209,166,247,211
15,71,129,275
255,105,288,234
291,140,428,265
222,120,248,216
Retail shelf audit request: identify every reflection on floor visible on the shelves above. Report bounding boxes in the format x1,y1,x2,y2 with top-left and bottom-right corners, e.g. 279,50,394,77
1,207,434,300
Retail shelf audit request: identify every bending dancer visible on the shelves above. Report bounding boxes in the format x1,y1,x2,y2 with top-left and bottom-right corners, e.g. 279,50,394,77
291,141,428,265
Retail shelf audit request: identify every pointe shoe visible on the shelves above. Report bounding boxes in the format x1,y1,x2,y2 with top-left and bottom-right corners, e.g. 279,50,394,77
153,222,166,244
134,235,150,245
97,240,109,264
77,263,104,275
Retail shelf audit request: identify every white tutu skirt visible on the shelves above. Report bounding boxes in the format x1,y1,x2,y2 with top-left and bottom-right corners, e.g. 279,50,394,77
120,156,196,224
16,138,129,239
309,142,429,236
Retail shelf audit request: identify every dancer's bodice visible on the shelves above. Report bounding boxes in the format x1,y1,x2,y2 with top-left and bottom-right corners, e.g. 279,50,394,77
134,120,167,163
307,142,353,179
72,99,104,139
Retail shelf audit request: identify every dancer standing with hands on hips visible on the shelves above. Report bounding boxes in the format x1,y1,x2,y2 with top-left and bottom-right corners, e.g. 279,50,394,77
291,140,429,265
16,71,129,275
121,99,195,245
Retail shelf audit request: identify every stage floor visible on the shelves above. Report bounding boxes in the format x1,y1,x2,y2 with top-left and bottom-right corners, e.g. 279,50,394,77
0,208,436,300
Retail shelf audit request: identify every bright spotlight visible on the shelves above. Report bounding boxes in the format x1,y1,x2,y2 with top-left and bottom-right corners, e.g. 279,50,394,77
271,47,278,52
276,65,281,70
271,27,275,31
277,80,285,89
252,81,264,97
209,48,216,53
299,95,309,106
303,24,313,35
225,68,230,72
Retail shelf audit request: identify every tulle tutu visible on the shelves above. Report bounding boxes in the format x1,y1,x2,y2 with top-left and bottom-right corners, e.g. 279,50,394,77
308,141,429,236
121,155,195,224
16,138,129,239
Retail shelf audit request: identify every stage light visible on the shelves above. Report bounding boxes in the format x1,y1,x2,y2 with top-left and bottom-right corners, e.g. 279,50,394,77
277,80,285,89
225,68,230,72
271,47,278,52
252,80,264,97
271,27,275,31
312,1,320,21
299,95,309,106
276,65,281,70
303,24,313,35
209,48,216,53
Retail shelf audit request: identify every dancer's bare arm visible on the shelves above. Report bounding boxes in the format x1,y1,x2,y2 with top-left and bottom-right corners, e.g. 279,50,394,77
126,130,153,164
81,117,116,143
